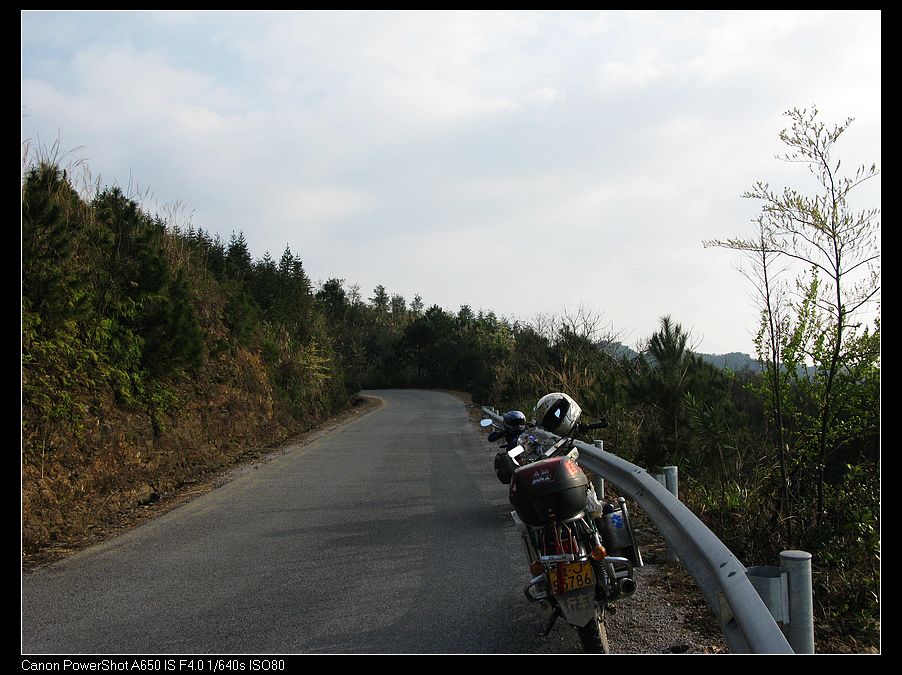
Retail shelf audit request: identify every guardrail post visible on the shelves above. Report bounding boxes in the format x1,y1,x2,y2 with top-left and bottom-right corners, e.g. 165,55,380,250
663,465,678,501
746,550,814,654
651,468,680,562
781,550,814,654
592,440,605,498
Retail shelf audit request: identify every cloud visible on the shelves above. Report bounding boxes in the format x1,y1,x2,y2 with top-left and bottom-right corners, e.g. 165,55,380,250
269,186,378,232
23,42,241,158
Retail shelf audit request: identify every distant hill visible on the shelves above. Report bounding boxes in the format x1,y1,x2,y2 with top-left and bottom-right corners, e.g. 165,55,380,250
695,351,817,377
603,342,776,374
695,351,763,373
602,342,640,360
606,343,813,377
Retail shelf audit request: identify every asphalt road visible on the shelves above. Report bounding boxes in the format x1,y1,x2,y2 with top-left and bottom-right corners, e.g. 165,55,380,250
22,390,592,655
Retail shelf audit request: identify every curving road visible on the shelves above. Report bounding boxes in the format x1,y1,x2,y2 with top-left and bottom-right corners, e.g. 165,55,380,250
22,390,593,654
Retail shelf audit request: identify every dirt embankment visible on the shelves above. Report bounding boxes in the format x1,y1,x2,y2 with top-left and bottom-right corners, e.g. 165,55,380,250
22,340,382,572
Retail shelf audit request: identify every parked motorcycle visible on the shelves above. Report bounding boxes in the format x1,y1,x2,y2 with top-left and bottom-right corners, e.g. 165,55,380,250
482,393,642,653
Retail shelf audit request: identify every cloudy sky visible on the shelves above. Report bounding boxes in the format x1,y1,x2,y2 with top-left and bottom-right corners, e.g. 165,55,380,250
21,10,881,356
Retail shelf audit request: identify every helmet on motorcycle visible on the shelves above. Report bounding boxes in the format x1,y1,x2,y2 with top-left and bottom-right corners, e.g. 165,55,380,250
534,392,582,436
502,410,527,435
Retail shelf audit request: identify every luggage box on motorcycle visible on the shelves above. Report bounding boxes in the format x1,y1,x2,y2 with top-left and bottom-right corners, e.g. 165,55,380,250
509,457,589,526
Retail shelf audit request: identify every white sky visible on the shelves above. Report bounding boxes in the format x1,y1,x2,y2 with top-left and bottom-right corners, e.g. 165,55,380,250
20,10,881,356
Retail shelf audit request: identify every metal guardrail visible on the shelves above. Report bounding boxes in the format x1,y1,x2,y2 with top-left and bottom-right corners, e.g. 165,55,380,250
481,407,795,654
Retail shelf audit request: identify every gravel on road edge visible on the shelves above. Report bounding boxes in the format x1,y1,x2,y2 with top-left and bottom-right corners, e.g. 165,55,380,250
604,512,729,654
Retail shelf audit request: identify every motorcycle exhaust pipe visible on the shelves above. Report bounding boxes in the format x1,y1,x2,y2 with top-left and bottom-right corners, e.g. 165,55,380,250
617,577,637,596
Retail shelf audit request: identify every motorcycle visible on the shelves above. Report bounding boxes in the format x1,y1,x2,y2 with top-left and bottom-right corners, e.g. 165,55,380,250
481,402,642,654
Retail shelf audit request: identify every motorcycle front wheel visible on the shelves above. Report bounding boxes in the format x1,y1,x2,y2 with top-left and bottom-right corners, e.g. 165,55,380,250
576,607,610,654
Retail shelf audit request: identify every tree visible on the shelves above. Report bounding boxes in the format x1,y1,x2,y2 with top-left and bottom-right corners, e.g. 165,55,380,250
250,252,279,315
399,305,457,386
706,106,880,522
410,294,424,316
390,293,407,321
370,285,390,314
21,163,93,330
273,246,313,340
626,316,694,467
225,231,253,281
315,278,349,319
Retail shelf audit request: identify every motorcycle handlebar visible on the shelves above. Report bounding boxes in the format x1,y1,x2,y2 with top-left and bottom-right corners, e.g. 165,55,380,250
578,418,609,432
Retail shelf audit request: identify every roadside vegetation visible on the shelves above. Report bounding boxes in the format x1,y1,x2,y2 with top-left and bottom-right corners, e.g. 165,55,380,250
22,108,878,651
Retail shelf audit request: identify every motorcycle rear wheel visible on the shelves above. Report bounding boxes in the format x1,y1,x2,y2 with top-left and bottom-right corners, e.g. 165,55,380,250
576,608,610,654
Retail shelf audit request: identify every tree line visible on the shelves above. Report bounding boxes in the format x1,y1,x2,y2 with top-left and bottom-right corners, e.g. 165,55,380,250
21,107,878,650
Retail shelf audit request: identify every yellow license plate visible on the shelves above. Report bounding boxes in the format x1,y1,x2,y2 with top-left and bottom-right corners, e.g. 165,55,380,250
549,562,595,593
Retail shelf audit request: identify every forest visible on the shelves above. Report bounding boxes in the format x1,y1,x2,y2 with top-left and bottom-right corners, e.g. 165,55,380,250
22,108,879,652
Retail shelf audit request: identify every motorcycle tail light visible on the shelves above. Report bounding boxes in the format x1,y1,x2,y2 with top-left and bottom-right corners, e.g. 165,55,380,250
590,545,608,561
530,561,545,576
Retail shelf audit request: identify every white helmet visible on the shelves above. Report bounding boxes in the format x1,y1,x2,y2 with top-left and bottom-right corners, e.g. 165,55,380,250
534,392,582,436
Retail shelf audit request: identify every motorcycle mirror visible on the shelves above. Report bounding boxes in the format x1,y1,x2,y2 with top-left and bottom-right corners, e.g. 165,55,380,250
480,418,494,428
